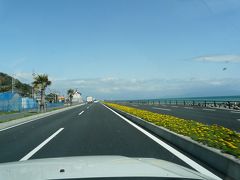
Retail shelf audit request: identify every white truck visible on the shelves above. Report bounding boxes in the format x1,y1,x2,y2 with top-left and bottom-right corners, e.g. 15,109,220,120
86,96,93,103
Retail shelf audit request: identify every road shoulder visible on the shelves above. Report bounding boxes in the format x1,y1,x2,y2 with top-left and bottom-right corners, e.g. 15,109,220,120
0,103,85,131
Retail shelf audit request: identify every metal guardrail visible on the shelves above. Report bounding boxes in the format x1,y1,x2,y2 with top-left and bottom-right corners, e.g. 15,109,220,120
114,99,240,110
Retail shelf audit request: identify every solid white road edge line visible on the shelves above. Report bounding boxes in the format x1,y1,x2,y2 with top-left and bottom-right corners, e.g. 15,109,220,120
0,104,84,132
102,104,221,180
79,111,84,115
0,117,47,132
20,128,64,161
152,107,171,111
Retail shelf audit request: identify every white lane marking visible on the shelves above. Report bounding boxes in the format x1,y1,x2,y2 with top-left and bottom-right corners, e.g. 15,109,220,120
132,105,139,107
184,107,194,109
0,117,45,132
231,111,240,113
152,107,171,111
87,106,89,109
171,106,179,108
0,104,85,132
237,119,240,122
202,108,216,112
102,104,221,180
79,111,84,115
20,128,64,161
161,105,166,107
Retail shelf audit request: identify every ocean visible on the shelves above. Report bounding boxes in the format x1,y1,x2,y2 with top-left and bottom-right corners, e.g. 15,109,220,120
126,95,240,104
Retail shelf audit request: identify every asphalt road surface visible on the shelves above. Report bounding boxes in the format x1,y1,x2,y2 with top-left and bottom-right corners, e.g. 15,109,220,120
0,102,222,179
122,103,240,132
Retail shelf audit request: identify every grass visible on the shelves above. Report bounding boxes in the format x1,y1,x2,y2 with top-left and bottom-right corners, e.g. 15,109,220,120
0,106,64,123
0,112,38,123
104,102,240,158
0,111,19,115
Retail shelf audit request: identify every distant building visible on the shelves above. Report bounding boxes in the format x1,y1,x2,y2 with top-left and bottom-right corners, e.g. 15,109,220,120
72,91,83,103
57,96,65,102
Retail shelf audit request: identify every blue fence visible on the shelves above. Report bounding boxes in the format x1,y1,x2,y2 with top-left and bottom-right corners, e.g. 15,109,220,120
0,92,22,111
46,102,64,109
0,92,64,112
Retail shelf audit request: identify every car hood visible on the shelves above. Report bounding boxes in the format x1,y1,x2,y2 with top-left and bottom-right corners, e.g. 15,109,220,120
0,156,215,180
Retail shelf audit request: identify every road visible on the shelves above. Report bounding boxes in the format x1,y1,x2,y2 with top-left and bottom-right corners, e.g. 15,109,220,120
122,103,240,132
0,102,222,179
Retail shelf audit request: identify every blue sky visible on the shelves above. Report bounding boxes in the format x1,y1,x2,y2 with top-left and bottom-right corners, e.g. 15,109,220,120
0,0,240,99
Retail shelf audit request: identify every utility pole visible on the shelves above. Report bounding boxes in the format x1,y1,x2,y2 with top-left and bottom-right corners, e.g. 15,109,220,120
11,74,15,93
32,71,36,99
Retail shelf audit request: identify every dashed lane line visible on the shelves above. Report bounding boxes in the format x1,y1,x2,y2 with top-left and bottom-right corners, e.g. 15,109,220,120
102,104,221,180
132,105,139,107
231,111,240,114
20,128,64,161
79,111,84,115
184,107,194,109
202,108,216,112
152,107,171,111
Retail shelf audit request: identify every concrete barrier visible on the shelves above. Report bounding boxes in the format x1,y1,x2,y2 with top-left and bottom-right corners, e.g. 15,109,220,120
0,103,85,131
108,106,240,180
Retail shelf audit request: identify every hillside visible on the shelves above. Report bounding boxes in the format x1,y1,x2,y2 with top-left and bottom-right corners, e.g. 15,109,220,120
0,72,32,97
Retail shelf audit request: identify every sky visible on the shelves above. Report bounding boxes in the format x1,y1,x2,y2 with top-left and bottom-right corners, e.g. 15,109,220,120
0,0,240,100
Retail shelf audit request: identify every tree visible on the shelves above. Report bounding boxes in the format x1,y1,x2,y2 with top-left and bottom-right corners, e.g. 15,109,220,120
0,72,32,95
32,74,51,112
46,93,58,103
67,89,74,105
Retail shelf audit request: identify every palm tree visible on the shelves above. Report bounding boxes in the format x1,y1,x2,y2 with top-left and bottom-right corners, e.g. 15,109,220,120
32,74,51,112
67,89,74,105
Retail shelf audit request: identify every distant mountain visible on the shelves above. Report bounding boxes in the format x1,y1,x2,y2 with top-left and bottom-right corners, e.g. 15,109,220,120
0,72,32,97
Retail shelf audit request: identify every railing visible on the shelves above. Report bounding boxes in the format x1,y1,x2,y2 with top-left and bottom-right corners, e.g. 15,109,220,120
115,99,240,110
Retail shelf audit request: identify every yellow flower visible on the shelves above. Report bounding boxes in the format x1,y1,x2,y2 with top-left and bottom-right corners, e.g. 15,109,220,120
104,102,240,158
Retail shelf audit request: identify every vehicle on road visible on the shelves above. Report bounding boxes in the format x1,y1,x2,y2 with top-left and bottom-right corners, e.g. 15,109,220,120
87,96,94,103
0,0,239,180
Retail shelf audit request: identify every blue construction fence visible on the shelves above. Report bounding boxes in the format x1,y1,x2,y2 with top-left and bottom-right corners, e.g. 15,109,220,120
0,92,64,112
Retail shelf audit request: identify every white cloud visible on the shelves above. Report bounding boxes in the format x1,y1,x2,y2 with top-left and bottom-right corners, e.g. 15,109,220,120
51,77,240,100
14,72,55,85
14,72,33,83
10,72,240,99
193,55,240,63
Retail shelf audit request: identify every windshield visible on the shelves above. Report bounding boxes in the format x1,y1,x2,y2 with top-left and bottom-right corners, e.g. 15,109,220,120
0,0,239,180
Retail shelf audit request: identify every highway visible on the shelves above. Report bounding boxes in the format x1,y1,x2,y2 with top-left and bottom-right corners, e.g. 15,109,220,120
0,102,222,179
122,103,240,132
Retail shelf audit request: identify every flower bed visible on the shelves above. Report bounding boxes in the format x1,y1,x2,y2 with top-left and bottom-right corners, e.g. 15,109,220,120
104,102,240,158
